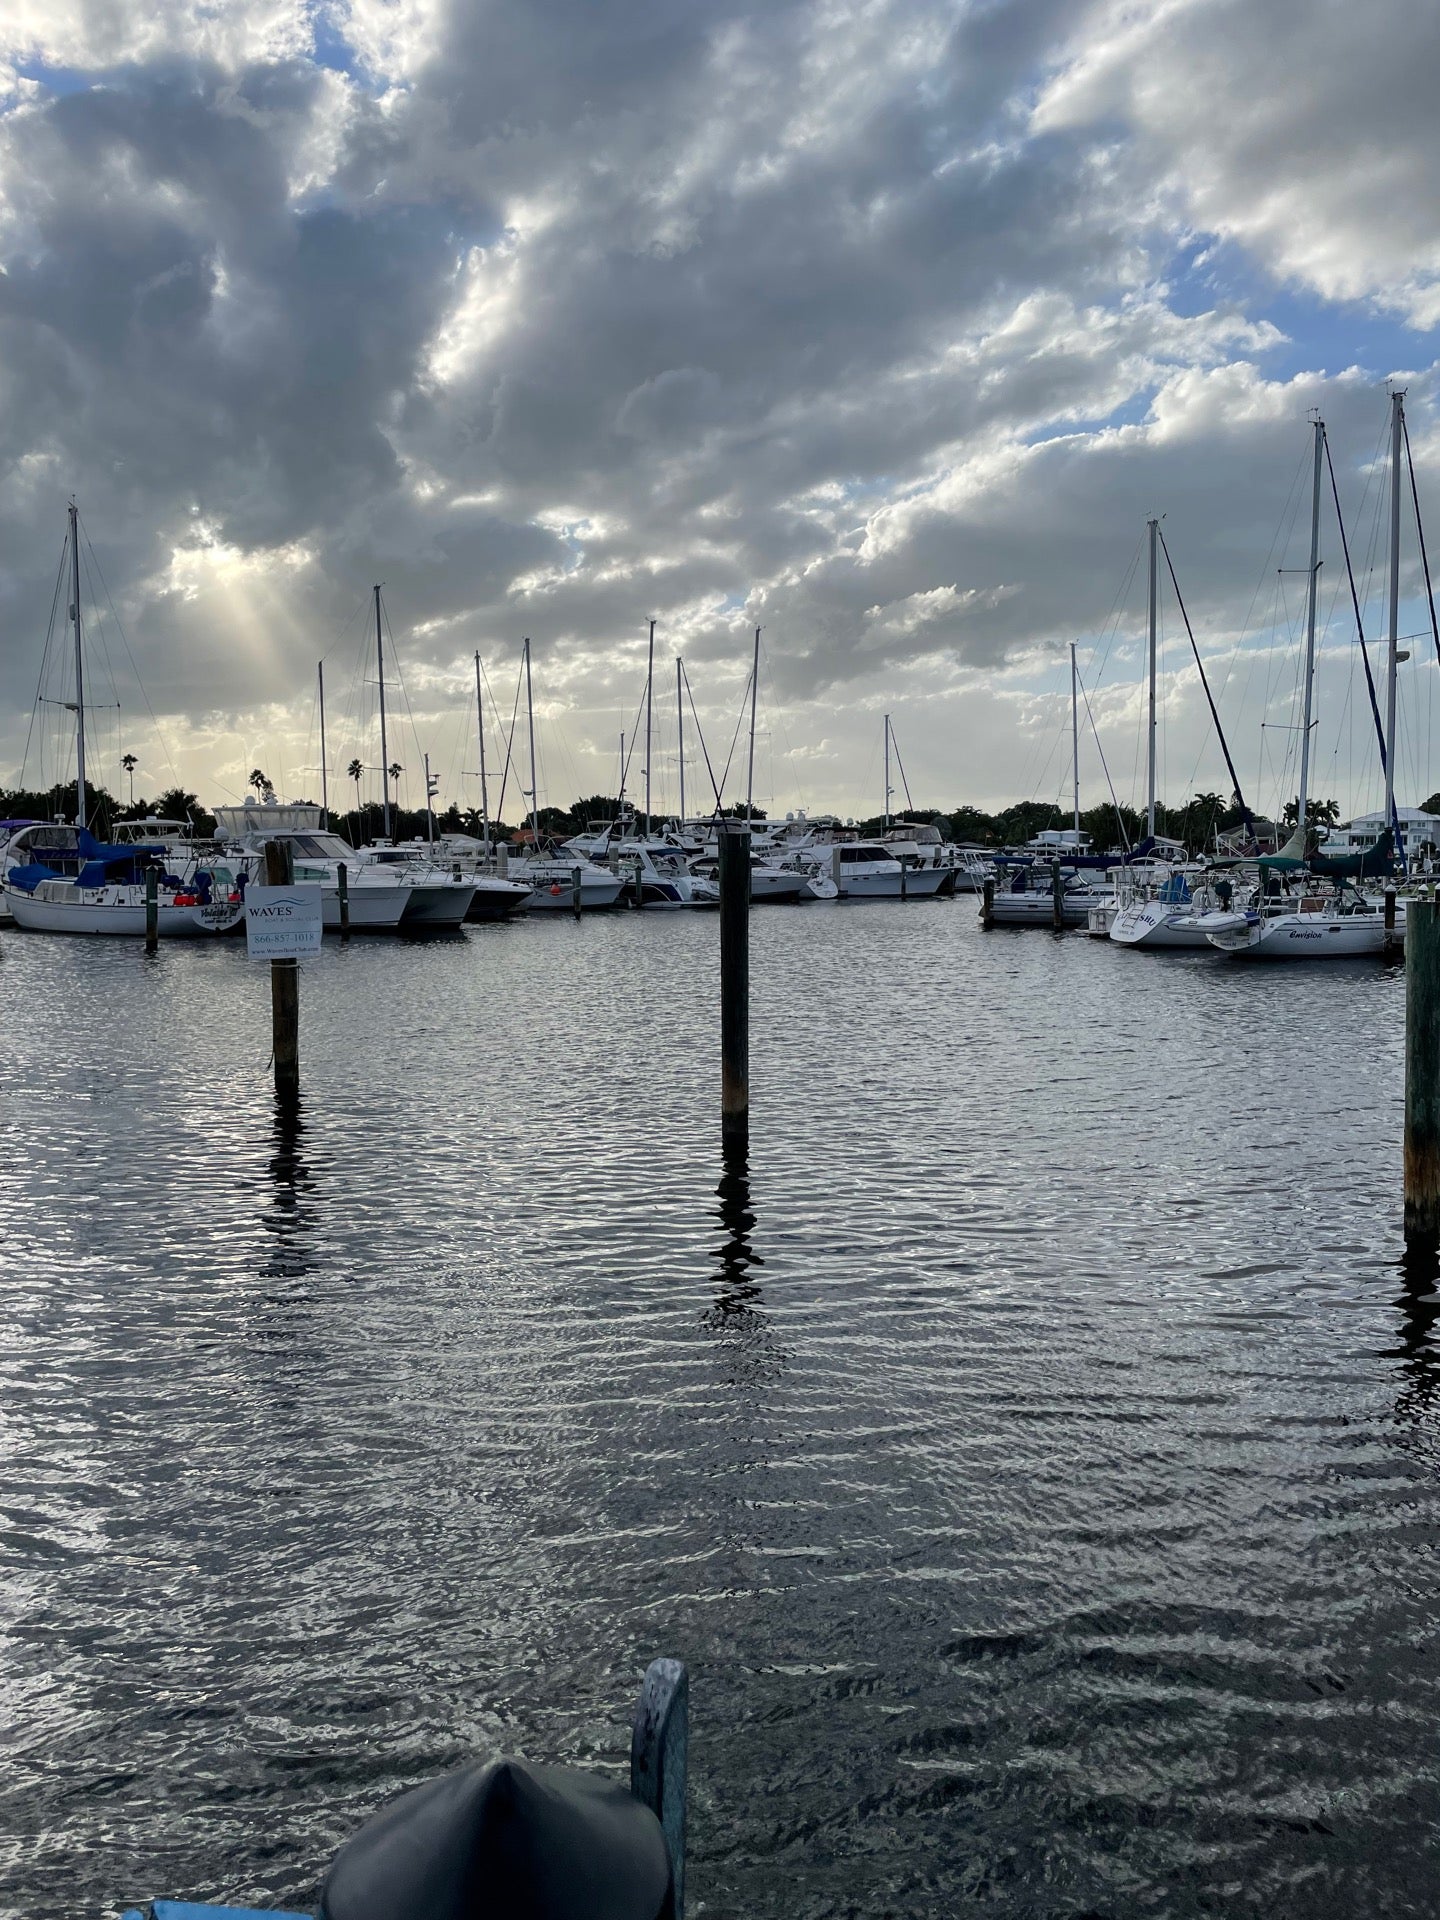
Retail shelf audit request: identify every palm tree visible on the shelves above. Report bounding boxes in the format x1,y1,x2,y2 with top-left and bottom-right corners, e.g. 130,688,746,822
121,753,137,806
249,767,270,797
388,762,403,811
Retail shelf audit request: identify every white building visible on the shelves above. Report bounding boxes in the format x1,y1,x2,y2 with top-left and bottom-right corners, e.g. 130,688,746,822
1323,807,1440,853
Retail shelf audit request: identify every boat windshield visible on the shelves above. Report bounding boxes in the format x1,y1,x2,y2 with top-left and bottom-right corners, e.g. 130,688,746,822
284,833,356,860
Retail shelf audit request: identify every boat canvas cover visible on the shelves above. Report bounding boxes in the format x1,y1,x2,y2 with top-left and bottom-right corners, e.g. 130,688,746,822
1156,873,1191,904
6,838,167,892
1308,827,1398,881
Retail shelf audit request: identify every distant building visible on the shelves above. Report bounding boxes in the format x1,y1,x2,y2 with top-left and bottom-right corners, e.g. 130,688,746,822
1323,807,1440,853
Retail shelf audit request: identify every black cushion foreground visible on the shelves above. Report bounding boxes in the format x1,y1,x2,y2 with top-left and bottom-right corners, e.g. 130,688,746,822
317,1759,675,1920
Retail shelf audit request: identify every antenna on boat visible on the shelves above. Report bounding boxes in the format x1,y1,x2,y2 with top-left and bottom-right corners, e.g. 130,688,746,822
746,627,761,823
1385,391,1405,863
524,637,539,846
644,619,656,834
474,651,490,853
676,656,686,824
1296,413,1323,833
374,584,391,839
69,499,87,831
1146,516,1158,838
1070,643,1080,840
318,661,330,828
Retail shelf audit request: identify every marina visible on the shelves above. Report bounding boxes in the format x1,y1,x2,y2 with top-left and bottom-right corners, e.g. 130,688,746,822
6,4,1440,1909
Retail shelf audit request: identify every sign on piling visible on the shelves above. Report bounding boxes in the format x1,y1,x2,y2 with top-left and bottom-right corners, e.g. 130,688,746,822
1406,898,1440,1241
244,885,323,960
718,819,750,1142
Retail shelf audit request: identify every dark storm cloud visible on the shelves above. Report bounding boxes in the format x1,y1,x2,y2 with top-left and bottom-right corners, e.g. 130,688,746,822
1,0,1438,808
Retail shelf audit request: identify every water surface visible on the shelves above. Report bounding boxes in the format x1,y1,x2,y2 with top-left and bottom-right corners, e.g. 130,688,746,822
0,905,1435,1917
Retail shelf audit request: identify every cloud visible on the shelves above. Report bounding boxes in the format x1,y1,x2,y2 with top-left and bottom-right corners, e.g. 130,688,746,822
0,0,1438,820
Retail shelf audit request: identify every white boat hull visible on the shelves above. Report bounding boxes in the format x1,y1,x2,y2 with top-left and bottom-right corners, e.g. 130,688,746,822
515,876,625,910
1207,907,1404,958
988,888,1106,927
839,868,948,899
320,884,409,930
398,882,476,928
5,891,241,937
1109,900,1215,949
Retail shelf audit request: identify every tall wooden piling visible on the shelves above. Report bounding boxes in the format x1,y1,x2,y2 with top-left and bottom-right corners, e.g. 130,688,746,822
981,876,994,929
572,864,583,918
718,819,750,1143
144,865,158,953
1051,859,1063,930
1407,900,1440,1240
337,860,350,940
1386,888,1397,936
265,840,300,1101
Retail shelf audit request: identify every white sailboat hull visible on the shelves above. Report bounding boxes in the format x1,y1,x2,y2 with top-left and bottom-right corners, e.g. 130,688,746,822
1207,906,1404,958
1109,900,1216,949
5,890,241,937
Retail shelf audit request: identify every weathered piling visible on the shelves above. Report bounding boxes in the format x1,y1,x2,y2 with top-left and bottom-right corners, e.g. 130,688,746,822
1407,900,1440,1241
337,860,350,939
572,864,583,918
981,875,994,929
496,841,508,878
1386,888,1397,937
718,819,750,1143
265,839,300,1101
900,857,908,903
1051,858,1063,930
144,865,158,953
631,1657,689,1920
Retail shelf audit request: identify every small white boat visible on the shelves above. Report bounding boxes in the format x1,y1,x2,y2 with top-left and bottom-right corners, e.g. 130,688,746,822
615,843,720,908
986,865,1110,927
687,852,811,903
800,842,949,899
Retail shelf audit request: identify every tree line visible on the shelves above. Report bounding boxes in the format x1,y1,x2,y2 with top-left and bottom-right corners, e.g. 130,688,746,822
4,776,1417,855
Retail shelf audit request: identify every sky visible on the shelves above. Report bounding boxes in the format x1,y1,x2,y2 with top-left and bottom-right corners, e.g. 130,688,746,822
3,0,1440,827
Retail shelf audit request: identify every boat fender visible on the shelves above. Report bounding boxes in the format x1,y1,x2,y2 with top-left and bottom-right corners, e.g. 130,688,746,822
551,883,563,895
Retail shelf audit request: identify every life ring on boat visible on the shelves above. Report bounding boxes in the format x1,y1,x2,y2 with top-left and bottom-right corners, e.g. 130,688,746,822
550,883,563,895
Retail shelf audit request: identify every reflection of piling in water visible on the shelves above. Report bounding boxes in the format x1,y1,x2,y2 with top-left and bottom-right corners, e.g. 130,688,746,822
1406,900,1440,1241
713,1133,762,1314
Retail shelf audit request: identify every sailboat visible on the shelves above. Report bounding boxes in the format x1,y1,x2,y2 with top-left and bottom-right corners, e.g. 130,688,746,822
2,504,244,937
1207,399,1412,960
1109,525,1253,949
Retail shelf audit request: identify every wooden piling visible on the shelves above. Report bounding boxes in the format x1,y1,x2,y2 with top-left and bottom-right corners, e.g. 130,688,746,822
900,857,908,903
981,875,994,929
1407,900,1440,1240
337,860,350,939
144,865,158,953
265,840,300,1101
1386,887,1397,935
1051,859,1063,930
718,819,750,1143
572,864,583,918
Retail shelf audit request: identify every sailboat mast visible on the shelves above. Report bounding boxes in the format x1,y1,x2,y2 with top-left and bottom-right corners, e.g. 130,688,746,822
375,584,391,838
746,627,760,822
884,713,891,831
644,618,655,833
1296,415,1324,832
1385,390,1405,842
676,656,686,824
1146,516,1158,838
474,652,490,852
69,501,87,830
318,661,329,828
524,636,539,844
1071,643,1080,838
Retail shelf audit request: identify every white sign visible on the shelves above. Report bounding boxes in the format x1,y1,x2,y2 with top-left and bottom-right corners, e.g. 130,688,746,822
244,884,324,960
